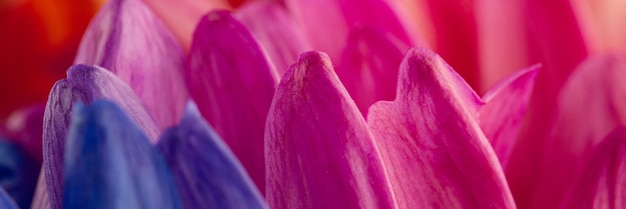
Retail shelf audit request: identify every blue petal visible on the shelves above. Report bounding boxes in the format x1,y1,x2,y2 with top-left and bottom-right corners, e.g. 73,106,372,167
63,100,181,209
0,187,18,209
0,139,39,209
158,102,267,209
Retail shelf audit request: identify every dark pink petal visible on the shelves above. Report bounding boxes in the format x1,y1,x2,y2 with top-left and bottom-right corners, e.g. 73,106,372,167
265,51,396,209
43,65,160,209
74,0,188,130
520,55,626,209
337,25,407,115
480,65,539,166
367,47,515,208
559,126,626,209
3,104,45,162
284,0,414,62
235,1,312,75
186,10,278,192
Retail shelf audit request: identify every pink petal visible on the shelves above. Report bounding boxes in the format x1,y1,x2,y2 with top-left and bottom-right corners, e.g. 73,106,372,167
43,65,160,209
367,47,515,208
479,65,539,166
284,0,414,62
74,0,189,130
337,25,408,116
234,1,312,75
3,104,45,163
559,126,626,209
265,51,396,209
185,10,279,192
520,55,626,209
30,171,49,209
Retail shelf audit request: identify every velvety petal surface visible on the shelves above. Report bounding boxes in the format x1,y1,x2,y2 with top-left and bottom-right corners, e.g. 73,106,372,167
63,100,181,209
265,51,396,209
235,1,312,75
43,65,159,209
0,139,39,209
284,0,414,62
338,25,408,115
367,47,515,208
186,10,278,191
74,0,188,130
522,55,626,209
480,65,539,166
559,126,626,209
0,187,18,209
158,102,267,209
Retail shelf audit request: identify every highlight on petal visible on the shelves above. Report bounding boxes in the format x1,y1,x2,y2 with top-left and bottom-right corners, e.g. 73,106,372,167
337,25,408,115
480,65,539,166
74,0,189,130
366,47,516,208
521,55,626,209
0,187,18,209
186,10,278,191
235,1,312,75
43,65,159,209
559,126,626,209
30,172,50,209
63,100,181,209
265,51,396,209
158,102,267,209
0,139,39,209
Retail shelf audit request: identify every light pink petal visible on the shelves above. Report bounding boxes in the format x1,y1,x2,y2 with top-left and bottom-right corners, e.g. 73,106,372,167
265,51,396,209
367,47,515,208
479,65,539,166
284,0,414,62
29,171,49,209
337,25,407,116
43,65,160,209
234,1,312,75
518,55,626,209
185,10,279,192
558,126,626,209
3,104,45,163
74,0,189,130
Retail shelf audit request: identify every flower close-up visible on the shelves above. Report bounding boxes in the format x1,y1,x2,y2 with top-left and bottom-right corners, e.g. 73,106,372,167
1,0,626,208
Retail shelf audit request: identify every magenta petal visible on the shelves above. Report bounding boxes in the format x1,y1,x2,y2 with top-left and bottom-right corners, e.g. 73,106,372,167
559,126,626,209
479,65,539,166
265,51,396,209
4,104,45,163
235,1,312,75
367,47,515,208
43,65,160,209
186,10,278,192
338,25,408,115
74,0,188,130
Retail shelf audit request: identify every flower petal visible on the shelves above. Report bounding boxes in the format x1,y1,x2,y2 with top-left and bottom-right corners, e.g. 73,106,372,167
0,187,18,209
30,172,50,209
265,51,396,209
3,104,45,163
74,0,189,130
367,47,515,208
0,139,39,209
235,1,312,75
158,102,267,209
559,126,626,209
63,100,181,209
480,65,539,166
337,25,408,115
186,10,278,191
43,65,159,209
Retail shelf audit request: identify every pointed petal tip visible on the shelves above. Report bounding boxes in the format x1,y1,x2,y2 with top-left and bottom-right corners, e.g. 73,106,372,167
482,64,541,102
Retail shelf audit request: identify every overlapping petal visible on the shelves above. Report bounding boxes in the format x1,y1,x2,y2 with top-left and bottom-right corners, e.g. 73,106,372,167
63,100,181,209
74,0,189,130
43,65,159,209
265,51,396,209
158,102,267,209
185,10,278,191
367,47,516,208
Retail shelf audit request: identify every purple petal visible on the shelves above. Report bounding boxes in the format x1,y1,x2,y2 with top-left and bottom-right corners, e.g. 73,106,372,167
337,25,408,115
158,102,267,209
185,10,278,191
43,65,160,209
265,51,396,209
235,1,312,75
74,0,188,130
559,126,626,209
367,47,515,208
30,172,50,209
480,65,539,166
